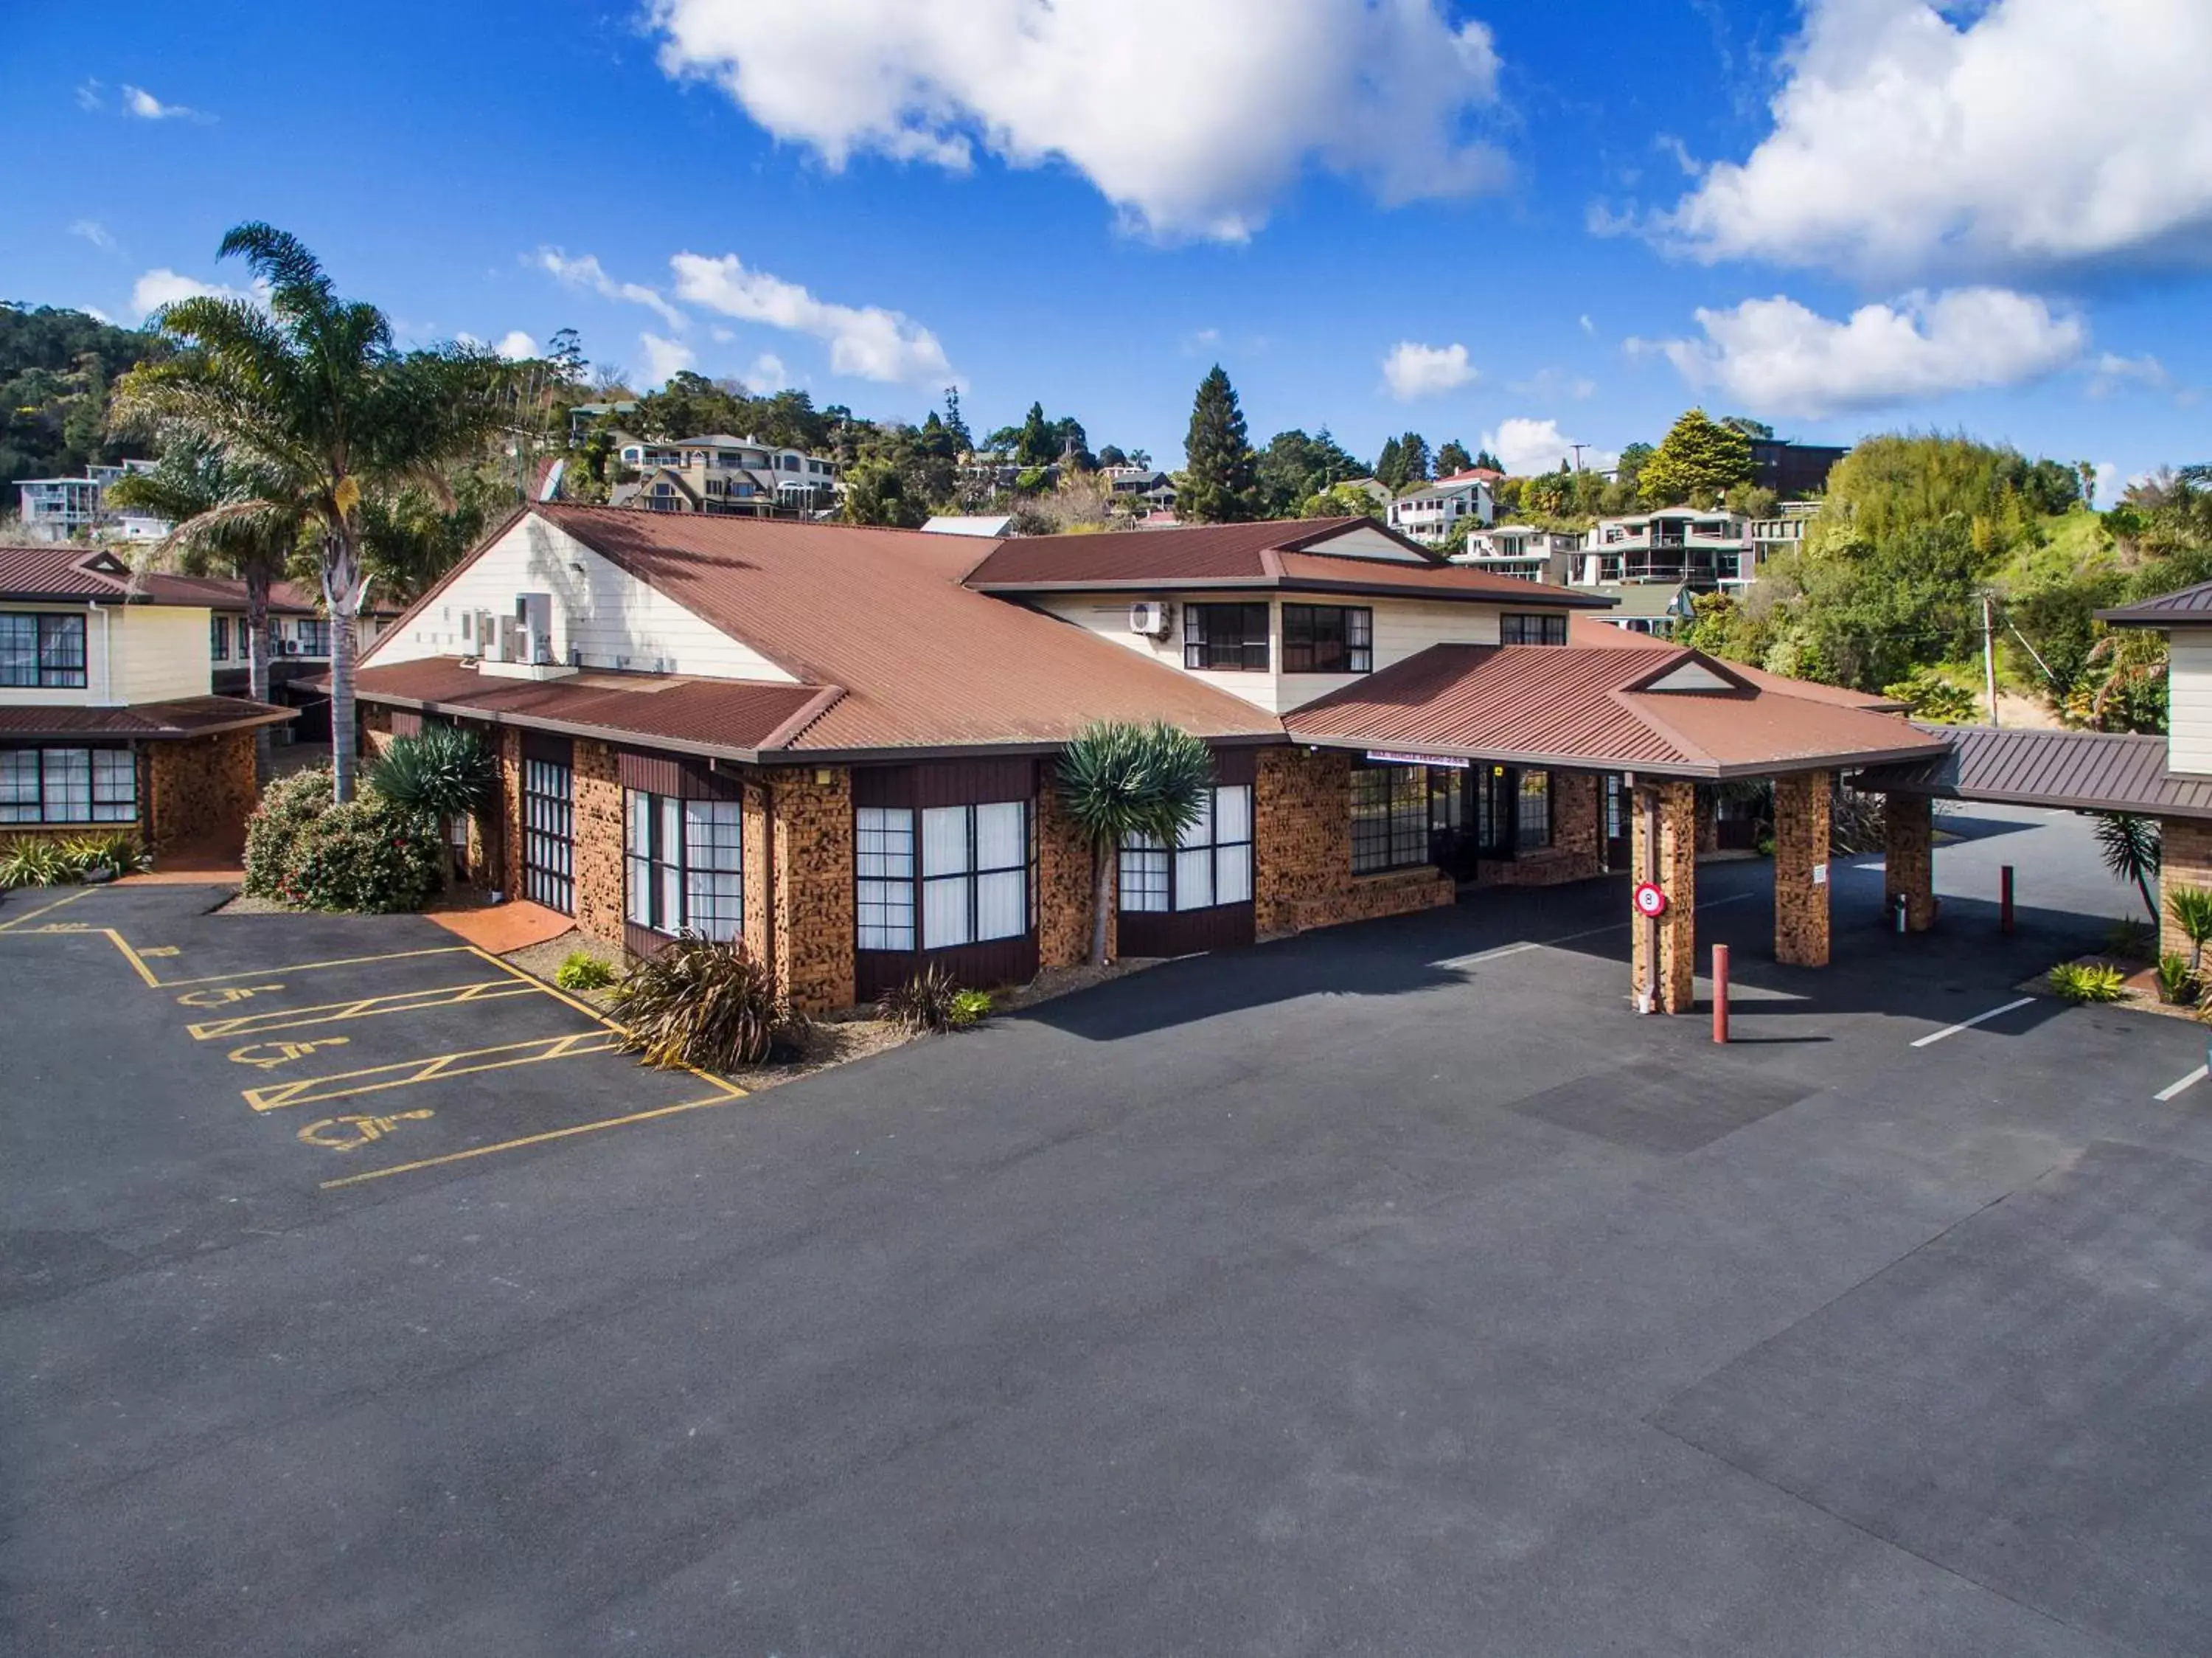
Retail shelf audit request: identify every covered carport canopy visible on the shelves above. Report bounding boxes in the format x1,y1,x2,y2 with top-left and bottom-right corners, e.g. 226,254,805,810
1284,636,1950,1012
1856,724,2212,822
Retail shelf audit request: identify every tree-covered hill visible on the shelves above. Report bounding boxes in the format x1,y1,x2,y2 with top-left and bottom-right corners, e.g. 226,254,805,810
0,302,167,502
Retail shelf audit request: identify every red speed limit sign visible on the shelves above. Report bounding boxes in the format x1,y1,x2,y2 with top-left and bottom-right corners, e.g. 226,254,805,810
1632,881,1669,918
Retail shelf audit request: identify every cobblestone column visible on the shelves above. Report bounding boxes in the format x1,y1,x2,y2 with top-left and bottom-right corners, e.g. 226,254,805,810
2159,816,2212,963
1035,777,1101,970
1630,780,1697,1013
1882,791,1935,932
571,739,625,946
1773,770,1832,967
771,767,856,1014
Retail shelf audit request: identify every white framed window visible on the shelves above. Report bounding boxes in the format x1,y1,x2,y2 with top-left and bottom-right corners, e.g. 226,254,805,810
0,747,135,824
623,789,741,940
857,807,917,951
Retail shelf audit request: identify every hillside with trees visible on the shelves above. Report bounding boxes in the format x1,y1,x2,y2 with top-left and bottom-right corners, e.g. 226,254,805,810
0,302,168,499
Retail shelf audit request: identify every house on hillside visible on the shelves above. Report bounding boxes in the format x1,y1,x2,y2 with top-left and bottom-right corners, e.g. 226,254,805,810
608,434,841,518
1453,525,1582,584
347,508,1938,1013
16,461,169,544
1578,507,1757,592
1386,470,1495,548
0,544,293,851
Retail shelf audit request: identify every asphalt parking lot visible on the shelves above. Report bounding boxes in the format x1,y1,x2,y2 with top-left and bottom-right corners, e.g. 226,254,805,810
4,805,2208,1657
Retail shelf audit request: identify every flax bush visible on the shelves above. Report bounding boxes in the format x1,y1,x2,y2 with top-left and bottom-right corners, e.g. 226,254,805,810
611,934,786,1070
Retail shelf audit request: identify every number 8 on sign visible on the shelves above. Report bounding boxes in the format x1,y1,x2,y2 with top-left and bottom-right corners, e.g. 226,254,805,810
1633,882,1668,918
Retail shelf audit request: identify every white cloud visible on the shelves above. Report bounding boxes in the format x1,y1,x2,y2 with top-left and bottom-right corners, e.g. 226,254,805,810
670,251,953,384
741,353,788,393
1512,367,1596,402
1381,340,1477,400
80,306,113,325
648,0,1509,241
121,84,204,121
495,330,539,361
639,332,696,386
1480,417,1615,476
2092,461,2119,507
75,80,103,112
1578,313,1595,336
69,219,114,250
1651,287,2086,419
1660,0,2212,282
534,249,687,330
130,268,260,318
2087,351,2168,398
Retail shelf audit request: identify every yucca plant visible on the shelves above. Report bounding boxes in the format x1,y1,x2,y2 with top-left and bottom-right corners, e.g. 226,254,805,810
554,951,617,991
0,838,77,890
2155,952,2197,1006
368,725,498,880
1058,718,1215,965
60,831,149,879
610,934,785,1070
2166,884,2212,975
2047,961,2126,1004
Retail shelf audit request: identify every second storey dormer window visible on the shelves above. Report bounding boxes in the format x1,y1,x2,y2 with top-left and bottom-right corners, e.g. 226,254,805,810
1183,603,1270,672
1501,614,1568,646
1281,605,1373,673
0,612,87,688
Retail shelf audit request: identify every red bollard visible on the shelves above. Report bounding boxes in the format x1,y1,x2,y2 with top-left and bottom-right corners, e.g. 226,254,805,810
2000,864,2014,935
1712,943,1730,1044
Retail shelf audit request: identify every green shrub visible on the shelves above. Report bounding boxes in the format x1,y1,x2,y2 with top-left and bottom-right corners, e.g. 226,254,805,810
2047,962,2127,1004
877,965,973,1033
2166,884,2212,971
610,934,785,1070
2104,918,2155,960
554,951,617,991
243,765,337,898
947,988,993,1028
0,837,77,890
2156,953,2197,1005
60,831,148,878
285,797,444,913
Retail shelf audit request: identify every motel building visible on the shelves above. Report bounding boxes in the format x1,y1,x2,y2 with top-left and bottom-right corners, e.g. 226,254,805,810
350,507,1952,1015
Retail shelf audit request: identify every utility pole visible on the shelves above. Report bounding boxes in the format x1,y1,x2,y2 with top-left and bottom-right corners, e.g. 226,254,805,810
1570,443,1590,473
1982,592,2000,728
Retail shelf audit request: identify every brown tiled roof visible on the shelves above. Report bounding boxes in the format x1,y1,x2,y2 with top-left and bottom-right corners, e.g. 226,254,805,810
399,507,1283,757
0,696,294,740
1566,612,1907,710
2098,579,2212,625
1857,724,2212,819
349,657,836,760
1284,643,1944,778
0,544,393,616
961,518,1607,606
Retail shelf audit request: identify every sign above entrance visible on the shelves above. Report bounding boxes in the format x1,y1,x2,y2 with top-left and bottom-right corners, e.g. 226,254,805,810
1364,750,1470,770
1632,881,1669,918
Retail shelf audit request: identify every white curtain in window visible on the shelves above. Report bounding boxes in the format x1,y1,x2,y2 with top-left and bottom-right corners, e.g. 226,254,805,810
45,749,91,821
976,870,1025,939
1215,785,1251,844
924,875,973,947
855,805,916,951
658,795,683,928
1175,845,1214,910
625,791,651,926
974,801,1024,870
1178,790,1214,850
922,806,968,876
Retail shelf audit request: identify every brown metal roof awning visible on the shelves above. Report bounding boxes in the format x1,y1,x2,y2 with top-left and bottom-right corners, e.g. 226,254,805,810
0,696,296,741
1855,724,2212,819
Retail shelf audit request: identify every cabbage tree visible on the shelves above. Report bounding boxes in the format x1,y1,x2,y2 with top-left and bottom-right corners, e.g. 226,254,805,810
1058,720,1215,965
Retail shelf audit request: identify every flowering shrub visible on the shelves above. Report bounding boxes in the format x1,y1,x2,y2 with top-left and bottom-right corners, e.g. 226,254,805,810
243,766,443,912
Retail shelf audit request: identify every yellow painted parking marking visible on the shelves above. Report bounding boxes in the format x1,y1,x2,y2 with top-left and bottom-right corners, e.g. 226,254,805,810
177,982,285,1007
0,888,97,932
319,1093,743,1189
146,944,476,990
299,1110,434,1151
187,979,536,1041
228,1036,351,1069
460,945,746,1102
243,1030,622,1113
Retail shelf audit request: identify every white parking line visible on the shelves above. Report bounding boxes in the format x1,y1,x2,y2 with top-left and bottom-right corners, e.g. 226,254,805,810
1910,996,2037,1049
1431,890,1756,971
2154,1066,2208,1103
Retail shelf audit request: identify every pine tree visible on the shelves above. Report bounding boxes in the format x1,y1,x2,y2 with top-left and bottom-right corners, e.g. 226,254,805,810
941,386,973,453
1474,448,1503,472
1436,439,1472,476
1638,408,1755,507
1180,365,1258,523
1397,431,1431,485
1376,436,1405,491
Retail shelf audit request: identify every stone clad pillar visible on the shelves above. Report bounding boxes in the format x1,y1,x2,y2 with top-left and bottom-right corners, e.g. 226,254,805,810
1630,780,1697,1013
1882,792,1935,932
1773,770,1832,966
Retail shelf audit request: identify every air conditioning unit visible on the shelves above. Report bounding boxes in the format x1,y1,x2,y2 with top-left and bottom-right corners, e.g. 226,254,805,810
1129,602,1171,639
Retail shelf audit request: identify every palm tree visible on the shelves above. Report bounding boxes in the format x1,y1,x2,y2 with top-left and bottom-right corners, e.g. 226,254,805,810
1057,720,1216,965
110,223,504,801
104,437,305,782
2093,811,2160,922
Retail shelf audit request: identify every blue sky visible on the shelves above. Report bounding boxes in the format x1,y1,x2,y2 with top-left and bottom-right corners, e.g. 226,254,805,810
4,0,2206,493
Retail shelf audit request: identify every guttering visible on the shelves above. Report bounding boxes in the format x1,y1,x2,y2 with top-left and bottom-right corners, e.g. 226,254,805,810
968,575,1613,607
1279,729,1950,782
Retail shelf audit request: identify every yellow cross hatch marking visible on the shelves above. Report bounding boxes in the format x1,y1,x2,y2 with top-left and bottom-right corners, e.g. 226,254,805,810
0,888,97,932
242,1031,622,1113
149,945,476,989
188,979,538,1041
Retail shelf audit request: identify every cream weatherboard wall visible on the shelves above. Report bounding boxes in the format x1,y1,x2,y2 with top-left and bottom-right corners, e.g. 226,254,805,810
2170,628,2212,775
116,605,217,702
366,514,797,683
0,600,213,707
1033,593,1506,715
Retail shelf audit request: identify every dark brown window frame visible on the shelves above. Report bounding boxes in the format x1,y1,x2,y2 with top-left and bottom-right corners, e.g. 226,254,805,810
1281,603,1373,674
1183,603,1271,672
1500,612,1568,646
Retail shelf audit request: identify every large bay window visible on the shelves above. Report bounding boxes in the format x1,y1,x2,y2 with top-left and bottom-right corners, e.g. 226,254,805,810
624,791,742,940
1120,784,1253,912
0,747,136,824
1281,605,1372,674
0,613,87,689
855,799,1032,952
